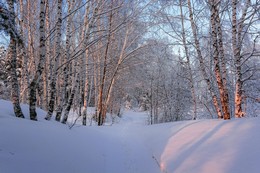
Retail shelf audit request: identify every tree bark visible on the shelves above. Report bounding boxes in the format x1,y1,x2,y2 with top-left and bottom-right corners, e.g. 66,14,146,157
232,0,250,118
81,2,100,125
62,66,79,124
28,0,46,121
97,2,113,126
44,0,51,110
18,0,30,104
210,0,230,120
45,0,63,120
6,0,24,118
101,22,130,122
55,0,75,122
179,0,197,120
187,0,222,119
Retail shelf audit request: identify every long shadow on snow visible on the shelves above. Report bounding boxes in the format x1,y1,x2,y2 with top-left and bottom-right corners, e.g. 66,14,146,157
166,118,260,173
162,120,227,172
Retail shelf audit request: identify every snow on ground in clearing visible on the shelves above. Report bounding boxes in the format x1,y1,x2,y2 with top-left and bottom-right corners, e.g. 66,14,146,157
1,99,260,173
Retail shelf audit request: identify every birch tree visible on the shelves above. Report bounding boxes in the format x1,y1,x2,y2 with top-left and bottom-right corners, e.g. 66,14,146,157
61,0,102,124
81,1,100,125
231,0,259,118
61,62,79,124
97,2,114,126
45,0,63,120
187,0,223,119
209,0,231,120
54,0,75,121
18,0,30,104
3,0,24,118
28,0,46,120
179,0,197,120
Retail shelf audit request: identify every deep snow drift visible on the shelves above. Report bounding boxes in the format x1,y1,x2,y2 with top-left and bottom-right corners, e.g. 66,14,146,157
0,99,260,173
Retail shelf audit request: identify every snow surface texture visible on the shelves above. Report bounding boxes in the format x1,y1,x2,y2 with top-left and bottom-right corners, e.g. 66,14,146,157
0,99,260,173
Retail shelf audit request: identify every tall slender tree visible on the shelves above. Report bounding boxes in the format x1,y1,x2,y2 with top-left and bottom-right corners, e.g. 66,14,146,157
29,0,46,120
45,0,63,120
232,0,252,118
210,0,230,120
179,0,197,120
187,0,222,119
5,0,24,118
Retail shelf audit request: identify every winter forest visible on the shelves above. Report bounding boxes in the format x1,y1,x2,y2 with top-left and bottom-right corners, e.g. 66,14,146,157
1,0,259,125
0,0,260,173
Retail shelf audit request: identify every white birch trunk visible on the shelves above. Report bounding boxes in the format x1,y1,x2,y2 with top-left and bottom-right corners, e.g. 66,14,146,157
187,0,222,119
28,0,46,120
179,0,197,120
6,0,24,118
81,1,100,125
210,0,230,120
215,3,231,119
232,0,250,118
18,0,30,104
61,63,79,124
45,0,63,120
55,0,75,121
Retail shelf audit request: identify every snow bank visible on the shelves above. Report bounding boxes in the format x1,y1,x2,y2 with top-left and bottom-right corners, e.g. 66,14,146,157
1,99,260,173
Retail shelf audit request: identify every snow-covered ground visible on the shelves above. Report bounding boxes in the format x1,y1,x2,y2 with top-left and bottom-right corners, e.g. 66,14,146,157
1,99,260,173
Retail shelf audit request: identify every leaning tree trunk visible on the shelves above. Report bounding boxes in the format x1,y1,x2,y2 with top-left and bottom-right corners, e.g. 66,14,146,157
45,0,63,120
102,22,130,121
28,0,46,120
5,0,24,118
187,0,222,119
210,0,230,120
179,0,197,120
215,4,231,119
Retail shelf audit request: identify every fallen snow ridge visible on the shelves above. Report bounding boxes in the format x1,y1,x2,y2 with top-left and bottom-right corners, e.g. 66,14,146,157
0,99,260,173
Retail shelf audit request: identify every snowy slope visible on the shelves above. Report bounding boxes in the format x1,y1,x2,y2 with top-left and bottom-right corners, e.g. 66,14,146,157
1,99,260,173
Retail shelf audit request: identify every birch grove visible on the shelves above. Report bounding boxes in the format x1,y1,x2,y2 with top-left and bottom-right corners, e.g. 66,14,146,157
0,0,259,125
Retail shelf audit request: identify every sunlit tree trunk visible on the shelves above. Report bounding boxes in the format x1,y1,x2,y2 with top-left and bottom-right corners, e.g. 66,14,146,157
210,0,230,120
232,0,250,118
102,22,130,122
187,0,222,119
18,0,29,104
42,0,50,110
81,4,91,126
27,0,36,79
45,0,51,110
97,3,113,126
